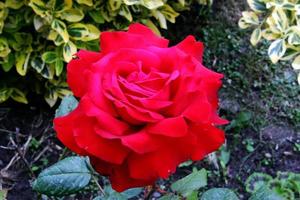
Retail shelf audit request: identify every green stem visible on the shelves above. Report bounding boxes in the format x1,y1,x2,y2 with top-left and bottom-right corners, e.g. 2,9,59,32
92,175,105,196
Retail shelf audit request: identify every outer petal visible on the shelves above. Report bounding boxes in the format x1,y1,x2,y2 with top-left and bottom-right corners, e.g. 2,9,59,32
183,92,212,123
110,165,155,192
128,23,169,47
73,106,129,164
53,107,85,155
100,24,168,54
191,124,225,160
80,96,130,136
67,50,102,97
176,35,204,62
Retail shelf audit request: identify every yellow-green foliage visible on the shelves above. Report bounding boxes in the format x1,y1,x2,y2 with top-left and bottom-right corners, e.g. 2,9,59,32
239,0,300,84
0,0,210,106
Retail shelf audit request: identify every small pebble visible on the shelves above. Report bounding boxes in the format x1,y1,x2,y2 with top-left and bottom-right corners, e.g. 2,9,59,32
152,192,161,198
265,153,272,158
283,151,293,156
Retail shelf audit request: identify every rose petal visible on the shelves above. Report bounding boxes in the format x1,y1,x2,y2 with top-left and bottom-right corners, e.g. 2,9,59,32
121,130,162,154
53,107,85,155
86,72,118,116
176,35,204,62
73,114,129,164
128,23,169,47
110,164,155,192
128,147,181,180
183,92,212,122
190,124,225,160
147,116,188,137
80,96,129,135
100,24,168,54
67,50,102,97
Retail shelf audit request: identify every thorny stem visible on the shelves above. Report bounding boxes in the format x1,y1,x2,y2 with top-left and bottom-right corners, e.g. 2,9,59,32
92,175,105,196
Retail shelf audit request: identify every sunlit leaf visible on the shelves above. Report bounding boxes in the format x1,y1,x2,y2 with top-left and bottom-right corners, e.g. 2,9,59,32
51,19,69,43
42,51,58,64
10,88,28,104
268,39,286,63
250,28,262,46
55,95,78,117
200,188,239,200
63,41,77,62
171,169,207,197
32,156,91,196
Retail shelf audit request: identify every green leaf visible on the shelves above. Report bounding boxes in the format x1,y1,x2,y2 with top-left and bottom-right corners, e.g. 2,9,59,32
121,188,143,198
272,8,288,32
250,28,261,46
119,5,132,22
28,0,47,17
0,37,11,57
292,55,300,70
287,26,300,45
32,156,91,197
143,0,164,9
42,51,58,64
247,0,266,12
152,10,167,29
81,24,100,41
144,19,161,36
246,173,273,193
187,191,198,200
171,169,207,197
61,8,85,22
68,23,89,40
55,95,78,117
51,19,69,43
63,41,77,62
33,15,47,31
2,53,15,72
249,186,283,200
48,30,65,46
95,185,143,200
10,88,28,104
5,0,24,9
89,10,105,24
0,88,12,103
159,4,179,23
241,11,259,25
31,56,45,73
0,189,7,200
16,53,27,76
158,194,181,200
76,0,93,6
109,0,122,11
40,64,54,80
55,58,64,76
53,0,72,13
123,0,140,6
200,188,239,200
268,39,286,63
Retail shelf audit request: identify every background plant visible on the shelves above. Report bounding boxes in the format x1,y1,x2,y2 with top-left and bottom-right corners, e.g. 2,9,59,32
239,0,300,84
0,0,211,106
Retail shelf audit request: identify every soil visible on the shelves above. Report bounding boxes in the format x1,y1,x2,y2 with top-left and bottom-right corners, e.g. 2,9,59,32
0,1,299,200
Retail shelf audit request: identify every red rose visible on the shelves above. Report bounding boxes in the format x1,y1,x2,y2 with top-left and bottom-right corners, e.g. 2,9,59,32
54,23,227,192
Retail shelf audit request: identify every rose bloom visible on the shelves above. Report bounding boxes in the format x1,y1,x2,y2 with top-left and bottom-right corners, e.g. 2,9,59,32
54,23,227,192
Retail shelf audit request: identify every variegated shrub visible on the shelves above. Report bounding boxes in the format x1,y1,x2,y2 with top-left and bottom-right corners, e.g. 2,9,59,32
239,0,300,84
0,0,211,106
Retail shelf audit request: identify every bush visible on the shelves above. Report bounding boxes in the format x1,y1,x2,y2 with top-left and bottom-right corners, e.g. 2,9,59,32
0,0,211,106
239,0,300,84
